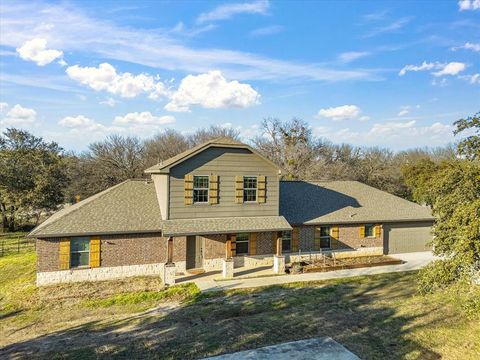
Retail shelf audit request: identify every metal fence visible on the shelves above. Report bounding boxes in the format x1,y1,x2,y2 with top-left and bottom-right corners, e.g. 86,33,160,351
0,233,35,257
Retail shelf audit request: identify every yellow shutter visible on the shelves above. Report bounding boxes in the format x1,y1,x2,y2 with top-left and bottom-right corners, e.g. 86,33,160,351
249,233,257,255
257,175,266,203
184,174,193,205
292,227,299,252
314,226,321,250
231,234,237,257
331,226,339,240
359,225,365,238
209,175,219,205
375,224,381,238
235,176,243,203
59,238,70,270
89,237,101,268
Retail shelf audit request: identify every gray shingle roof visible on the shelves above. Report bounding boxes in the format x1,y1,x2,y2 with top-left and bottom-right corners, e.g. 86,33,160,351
280,180,434,225
29,180,162,238
162,216,292,237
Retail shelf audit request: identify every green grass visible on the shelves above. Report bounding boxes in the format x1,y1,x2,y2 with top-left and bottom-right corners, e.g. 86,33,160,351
1,250,479,360
0,232,34,256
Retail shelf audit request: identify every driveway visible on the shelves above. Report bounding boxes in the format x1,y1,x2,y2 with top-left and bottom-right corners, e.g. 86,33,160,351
192,251,437,292
203,337,359,360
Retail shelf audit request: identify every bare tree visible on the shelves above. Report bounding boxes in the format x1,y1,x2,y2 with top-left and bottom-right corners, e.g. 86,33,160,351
188,125,240,146
144,129,190,168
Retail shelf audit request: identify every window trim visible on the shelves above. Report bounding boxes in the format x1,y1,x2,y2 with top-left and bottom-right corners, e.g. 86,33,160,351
193,175,210,204
242,176,258,203
282,230,292,253
320,226,331,249
70,237,90,268
235,233,250,255
364,224,375,238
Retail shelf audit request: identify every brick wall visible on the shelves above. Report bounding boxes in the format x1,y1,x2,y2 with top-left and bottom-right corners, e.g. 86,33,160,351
36,233,186,272
202,234,226,259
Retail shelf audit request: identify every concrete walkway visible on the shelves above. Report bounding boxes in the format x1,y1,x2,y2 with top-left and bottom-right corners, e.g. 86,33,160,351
192,251,436,292
203,337,359,360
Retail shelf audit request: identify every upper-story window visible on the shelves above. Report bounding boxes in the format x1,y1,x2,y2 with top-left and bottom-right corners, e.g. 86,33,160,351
243,176,257,202
193,176,209,203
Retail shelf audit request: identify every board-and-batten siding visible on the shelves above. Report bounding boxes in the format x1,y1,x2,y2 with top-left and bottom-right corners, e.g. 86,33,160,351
169,147,279,219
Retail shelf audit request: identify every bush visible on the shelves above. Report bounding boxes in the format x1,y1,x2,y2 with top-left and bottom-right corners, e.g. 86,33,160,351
417,259,465,294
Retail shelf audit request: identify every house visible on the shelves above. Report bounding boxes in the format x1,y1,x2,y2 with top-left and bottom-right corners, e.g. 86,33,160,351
29,137,435,286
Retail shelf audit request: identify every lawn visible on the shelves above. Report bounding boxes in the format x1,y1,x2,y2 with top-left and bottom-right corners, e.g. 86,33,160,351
1,250,479,359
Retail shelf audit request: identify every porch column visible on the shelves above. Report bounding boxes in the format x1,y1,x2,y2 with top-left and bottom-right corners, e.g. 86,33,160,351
163,237,176,286
223,234,234,278
273,231,285,274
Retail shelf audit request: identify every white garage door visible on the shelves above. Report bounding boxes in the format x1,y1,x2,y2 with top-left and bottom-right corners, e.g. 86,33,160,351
384,222,433,254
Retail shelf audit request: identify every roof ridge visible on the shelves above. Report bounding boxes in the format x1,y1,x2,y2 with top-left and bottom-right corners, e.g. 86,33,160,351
29,180,133,237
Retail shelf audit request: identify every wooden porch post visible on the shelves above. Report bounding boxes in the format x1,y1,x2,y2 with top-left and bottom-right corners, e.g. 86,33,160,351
226,234,232,259
276,231,282,256
167,237,173,264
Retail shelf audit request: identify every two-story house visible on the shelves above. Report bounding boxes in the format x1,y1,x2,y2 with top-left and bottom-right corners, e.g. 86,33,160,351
30,137,435,286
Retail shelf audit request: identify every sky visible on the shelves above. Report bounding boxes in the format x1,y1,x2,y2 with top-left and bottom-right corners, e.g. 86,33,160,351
0,0,479,152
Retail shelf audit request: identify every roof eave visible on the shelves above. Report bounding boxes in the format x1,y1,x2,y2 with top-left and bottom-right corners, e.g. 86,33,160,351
298,217,435,226
29,228,164,239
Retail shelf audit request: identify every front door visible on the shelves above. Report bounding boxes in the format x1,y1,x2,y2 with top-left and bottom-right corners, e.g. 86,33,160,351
186,235,203,269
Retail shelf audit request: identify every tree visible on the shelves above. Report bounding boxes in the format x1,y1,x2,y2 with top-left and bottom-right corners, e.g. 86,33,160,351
188,125,240,146
454,111,480,160
0,128,69,230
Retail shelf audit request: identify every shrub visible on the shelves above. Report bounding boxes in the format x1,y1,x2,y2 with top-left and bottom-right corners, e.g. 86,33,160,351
417,259,465,294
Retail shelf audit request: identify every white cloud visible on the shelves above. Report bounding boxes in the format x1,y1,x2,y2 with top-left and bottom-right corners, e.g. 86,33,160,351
16,38,63,66
0,104,37,126
452,42,480,52
399,61,466,77
432,62,466,77
458,0,480,10
113,112,175,125
249,25,284,37
363,17,412,38
59,115,97,128
66,63,169,99
338,51,370,63
397,106,410,117
197,0,269,23
431,78,448,87
316,105,364,121
0,102,8,112
165,71,260,112
459,73,480,84
100,97,117,107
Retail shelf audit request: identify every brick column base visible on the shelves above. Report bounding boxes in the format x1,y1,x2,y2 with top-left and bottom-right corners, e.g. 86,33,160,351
222,258,234,278
163,263,176,286
273,255,285,274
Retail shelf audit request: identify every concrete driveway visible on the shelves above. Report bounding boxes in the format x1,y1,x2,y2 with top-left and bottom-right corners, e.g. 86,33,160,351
192,251,437,292
203,337,359,360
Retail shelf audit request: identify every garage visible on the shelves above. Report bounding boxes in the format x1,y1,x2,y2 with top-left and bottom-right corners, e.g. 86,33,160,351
384,221,434,254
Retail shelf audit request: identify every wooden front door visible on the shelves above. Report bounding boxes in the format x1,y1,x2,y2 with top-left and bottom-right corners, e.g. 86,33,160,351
186,235,203,269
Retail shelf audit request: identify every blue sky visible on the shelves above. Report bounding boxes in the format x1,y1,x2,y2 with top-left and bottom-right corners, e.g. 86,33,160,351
0,0,479,151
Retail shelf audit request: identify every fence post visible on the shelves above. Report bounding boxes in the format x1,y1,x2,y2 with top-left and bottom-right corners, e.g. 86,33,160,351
17,238,20,253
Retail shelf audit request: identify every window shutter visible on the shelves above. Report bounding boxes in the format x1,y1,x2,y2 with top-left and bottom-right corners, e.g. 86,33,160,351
89,237,101,268
359,225,365,238
231,234,237,257
292,227,299,252
249,233,257,255
59,238,70,270
257,175,266,203
314,226,321,250
184,174,193,205
235,176,243,203
375,224,381,238
209,175,219,205
331,226,339,240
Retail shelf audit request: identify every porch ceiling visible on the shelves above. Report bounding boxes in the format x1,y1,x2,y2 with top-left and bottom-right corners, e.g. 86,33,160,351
162,216,292,237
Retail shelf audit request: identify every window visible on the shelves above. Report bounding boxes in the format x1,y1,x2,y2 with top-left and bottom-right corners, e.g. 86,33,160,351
236,233,249,255
320,226,331,249
70,237,90,267
193,176,209,203
282,231,292,252
243,176,257,202
365,224,374,237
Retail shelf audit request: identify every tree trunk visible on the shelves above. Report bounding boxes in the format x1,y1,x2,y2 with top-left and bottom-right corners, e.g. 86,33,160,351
0,202,8,233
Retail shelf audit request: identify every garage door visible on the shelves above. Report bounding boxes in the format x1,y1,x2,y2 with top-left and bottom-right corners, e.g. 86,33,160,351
384,222,433,254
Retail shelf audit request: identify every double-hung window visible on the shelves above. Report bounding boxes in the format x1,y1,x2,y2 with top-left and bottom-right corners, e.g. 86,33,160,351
364,224,375,237
243,176,257,202
320,226,331,249
193,176,209,203
236,233,249,255
282,231,292,252
70,237,90,267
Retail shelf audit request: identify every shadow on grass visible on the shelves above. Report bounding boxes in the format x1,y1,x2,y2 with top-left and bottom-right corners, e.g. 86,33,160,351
0,272,442,360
